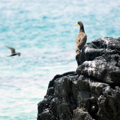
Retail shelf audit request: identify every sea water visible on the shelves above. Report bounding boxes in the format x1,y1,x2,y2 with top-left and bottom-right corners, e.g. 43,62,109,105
0,0,120,119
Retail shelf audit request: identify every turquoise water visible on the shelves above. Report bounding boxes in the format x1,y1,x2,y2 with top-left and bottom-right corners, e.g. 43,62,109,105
0,0,120,119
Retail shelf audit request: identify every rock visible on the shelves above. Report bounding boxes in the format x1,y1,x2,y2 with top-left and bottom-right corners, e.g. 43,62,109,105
73,108,93,120
37,37,120,120
76,60,120,86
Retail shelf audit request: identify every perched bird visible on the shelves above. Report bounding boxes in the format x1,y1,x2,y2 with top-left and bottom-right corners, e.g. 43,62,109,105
6,46,21,57
75,21,87,54
75,21,87,65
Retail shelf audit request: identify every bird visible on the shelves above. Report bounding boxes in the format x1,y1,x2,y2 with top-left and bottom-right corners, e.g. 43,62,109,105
75,21,87,65
6,46,21,57
75,21,87,54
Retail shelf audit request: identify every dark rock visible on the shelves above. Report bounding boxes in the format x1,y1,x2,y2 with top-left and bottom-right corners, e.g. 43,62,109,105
73,108,93,120
47,87,54,96
37,108,56,120
37,37,120,120
48,71,77,88
76,60,120,86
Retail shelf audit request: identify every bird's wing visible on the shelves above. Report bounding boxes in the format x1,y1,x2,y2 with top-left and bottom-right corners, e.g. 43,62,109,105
6,46,15,53
76,33,87,50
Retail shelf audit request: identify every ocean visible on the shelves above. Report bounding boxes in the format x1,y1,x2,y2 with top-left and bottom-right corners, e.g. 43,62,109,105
0,0,120,119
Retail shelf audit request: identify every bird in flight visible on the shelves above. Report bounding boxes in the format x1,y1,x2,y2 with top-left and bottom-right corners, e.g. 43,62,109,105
6,46,21,57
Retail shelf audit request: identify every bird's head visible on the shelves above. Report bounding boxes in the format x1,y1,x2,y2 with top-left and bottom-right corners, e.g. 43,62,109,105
75,21,84,32
75,21,83,26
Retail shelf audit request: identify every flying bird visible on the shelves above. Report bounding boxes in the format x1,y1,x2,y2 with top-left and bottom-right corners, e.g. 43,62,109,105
6,46,21,57
75,21,87,54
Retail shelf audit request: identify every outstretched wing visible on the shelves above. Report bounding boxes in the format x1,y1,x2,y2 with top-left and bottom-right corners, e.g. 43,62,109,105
6,46,15,53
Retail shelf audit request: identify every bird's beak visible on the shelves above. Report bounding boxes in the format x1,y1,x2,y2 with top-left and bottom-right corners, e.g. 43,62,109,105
75,23,79,25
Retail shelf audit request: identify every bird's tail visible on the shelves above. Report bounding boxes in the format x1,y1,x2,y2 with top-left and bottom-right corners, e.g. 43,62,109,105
17,53,21,56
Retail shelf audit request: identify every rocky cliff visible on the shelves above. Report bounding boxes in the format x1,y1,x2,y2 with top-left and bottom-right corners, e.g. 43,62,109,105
37,37,120,120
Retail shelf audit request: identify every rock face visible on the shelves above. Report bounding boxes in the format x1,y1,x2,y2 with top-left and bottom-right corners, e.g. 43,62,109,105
37,37,120,120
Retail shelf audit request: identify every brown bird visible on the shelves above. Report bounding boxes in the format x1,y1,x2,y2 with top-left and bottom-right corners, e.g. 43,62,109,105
75,21,87,66
6,46,21,57
75,21,87,54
